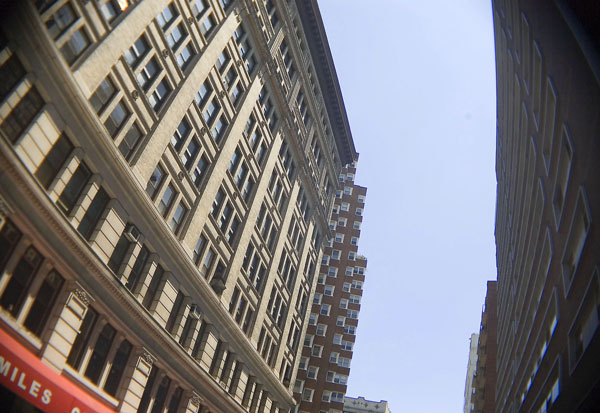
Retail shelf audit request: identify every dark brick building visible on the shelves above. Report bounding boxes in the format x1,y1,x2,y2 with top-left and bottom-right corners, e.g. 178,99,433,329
492,0,600,411
293,162,367,413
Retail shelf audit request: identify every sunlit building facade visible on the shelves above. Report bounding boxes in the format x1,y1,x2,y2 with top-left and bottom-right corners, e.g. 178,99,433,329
0,0,357,411
293,163,366,413
492,0,600,411
464,333,479,413
343,396,390,413
472,281,497,413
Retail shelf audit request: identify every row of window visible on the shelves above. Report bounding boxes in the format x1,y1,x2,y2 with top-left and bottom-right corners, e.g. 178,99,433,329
0,219,194,411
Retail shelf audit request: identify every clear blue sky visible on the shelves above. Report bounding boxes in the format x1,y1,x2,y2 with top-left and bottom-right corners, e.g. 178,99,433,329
318,1,498,411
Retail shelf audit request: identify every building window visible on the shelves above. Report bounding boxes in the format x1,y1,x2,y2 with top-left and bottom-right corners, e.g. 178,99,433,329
177,43,195,69
35,134,74,189
90,76,116,114
166,23,186,49
0,54,26,101
156,3,177,29
1,86,44,143
562,189,591,292
324,285,334,296
316,324,327,336
98,0,130,26
328,267,337,278
59,27,90,65
169,201,188,234
336,316,345,327
148,78,172,112
569,268,599,369
57,161,91,214
302,388,313,402
104,100,129,137
158,184,176,217
306,366,318,379
77,187,110,240
339,299,348,309
125,34,150,67
146,164,165,198
320,304,330,316
182,138,200,169
0,220,23,272
118,123,143,160
552,127,573,227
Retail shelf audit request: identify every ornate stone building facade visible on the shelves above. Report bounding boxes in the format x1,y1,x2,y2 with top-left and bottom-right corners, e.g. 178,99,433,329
0,0,356,411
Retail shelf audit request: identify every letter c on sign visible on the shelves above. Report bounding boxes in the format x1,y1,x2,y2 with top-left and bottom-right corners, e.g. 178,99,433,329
71,408,80,413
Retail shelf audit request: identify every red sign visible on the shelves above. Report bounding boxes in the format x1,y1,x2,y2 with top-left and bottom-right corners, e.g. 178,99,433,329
0,328,116,412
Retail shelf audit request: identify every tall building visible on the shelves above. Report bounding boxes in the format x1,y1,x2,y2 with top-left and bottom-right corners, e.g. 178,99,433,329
293,163,367,412
343,396,391,413
492,0,600,411
472,281,497,413
0,0,357,411
464,333,479,413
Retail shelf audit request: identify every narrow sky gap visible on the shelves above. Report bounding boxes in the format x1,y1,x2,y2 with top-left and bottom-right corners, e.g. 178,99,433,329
318,1,498,411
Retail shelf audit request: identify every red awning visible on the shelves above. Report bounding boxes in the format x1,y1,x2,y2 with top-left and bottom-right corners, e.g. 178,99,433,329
0,328,116,412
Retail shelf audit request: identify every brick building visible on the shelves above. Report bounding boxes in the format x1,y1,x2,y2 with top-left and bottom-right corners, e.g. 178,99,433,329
492,0,600,411
293,163,367,413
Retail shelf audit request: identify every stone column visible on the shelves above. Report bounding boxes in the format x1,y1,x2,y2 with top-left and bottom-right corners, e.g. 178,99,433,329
119,348,156,413
41,284,93,373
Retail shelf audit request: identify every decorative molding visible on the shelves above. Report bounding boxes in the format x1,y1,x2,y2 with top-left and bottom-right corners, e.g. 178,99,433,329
73,287,91,306
162,49,170,58
190,391,204,406
0,193,15,216
132,90,140,100
141,348,156,365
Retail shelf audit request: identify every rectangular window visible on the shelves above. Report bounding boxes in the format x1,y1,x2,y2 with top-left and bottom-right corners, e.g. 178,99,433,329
171,118,191,151
1,86,44,143
77,187,110,239
0,220,23,272
67,306,99,369
156,3,177,29
35,134,73,189
562,190,591,292
169,202,187,233
0,54,26,101
60,28,90,65
104,100,129,137
125,35,150,67
552,126,573,226
569,268,599,368
0,247,43,316
158,184,176,217
149,79,171,112
22,270,65,336
90,77,116,114
177,43,194,69
118,124,142,160
138,58,161,89
98,0,130,25
193,155,209,188
146,165,165,198
57,161,91,214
